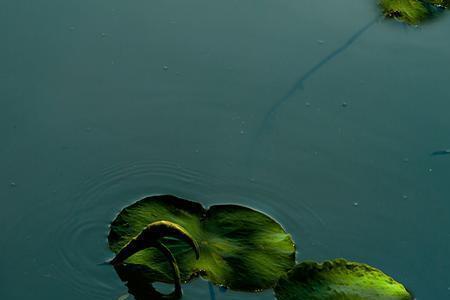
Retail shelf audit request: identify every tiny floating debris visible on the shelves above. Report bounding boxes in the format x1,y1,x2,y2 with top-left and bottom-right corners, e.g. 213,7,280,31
431,149,450,156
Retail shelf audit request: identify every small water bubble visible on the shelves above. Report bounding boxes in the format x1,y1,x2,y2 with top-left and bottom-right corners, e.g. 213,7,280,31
163,65,169,71
100,32,107,38
353,202,359,207
428,168,433,173
341,102,348,108
240,130,245,135
317,39,325,45
10,182,17,187
305,102,311,107
402,195,408,200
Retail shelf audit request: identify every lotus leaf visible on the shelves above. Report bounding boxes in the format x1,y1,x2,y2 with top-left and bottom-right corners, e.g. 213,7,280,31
110,220,200,298
108,195,296,292
274,259,413,300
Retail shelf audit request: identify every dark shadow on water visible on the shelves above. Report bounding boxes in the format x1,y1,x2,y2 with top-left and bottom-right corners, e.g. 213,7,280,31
114,264,221,300
114,264,180,300
247,16,381,166
208,281,216,300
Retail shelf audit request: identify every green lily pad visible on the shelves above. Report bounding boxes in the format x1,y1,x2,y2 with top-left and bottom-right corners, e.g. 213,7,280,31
110,220,199,299
108,195,296,291
379,0,448,24
274,259,413,300
428,0,449,7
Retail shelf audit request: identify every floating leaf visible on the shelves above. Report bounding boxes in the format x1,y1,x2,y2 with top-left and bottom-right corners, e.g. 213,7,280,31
110,220,199,299
428,0,449,7
379,0,448,24
274,259,413,300
108,195,295,292
379,0,429,24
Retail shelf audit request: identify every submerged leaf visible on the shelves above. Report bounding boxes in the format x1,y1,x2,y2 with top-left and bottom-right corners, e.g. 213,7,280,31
274,259,413,300
108,195,295,291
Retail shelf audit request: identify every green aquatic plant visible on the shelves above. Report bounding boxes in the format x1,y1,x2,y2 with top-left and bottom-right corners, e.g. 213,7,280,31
428,0,449,6
108,195,413,300
110,220,199,299
108,195,295,296
379,0,448,24
274,259,413,300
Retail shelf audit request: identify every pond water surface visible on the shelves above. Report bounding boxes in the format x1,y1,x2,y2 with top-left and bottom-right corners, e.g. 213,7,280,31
1,0,450,299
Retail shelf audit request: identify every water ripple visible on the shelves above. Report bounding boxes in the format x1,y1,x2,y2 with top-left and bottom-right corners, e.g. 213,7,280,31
48,159,325,298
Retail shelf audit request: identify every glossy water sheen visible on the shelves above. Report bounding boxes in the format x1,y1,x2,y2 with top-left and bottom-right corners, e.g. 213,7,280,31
1,0,450,299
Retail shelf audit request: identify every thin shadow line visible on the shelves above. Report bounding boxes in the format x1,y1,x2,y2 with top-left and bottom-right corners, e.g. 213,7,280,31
208,281,216,300
249,16,381,159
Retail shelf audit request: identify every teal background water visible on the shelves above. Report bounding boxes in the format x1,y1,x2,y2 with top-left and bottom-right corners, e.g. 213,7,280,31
1,0,450,299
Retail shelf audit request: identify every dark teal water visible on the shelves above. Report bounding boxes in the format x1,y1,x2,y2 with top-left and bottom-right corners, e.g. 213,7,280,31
1,0,450,299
